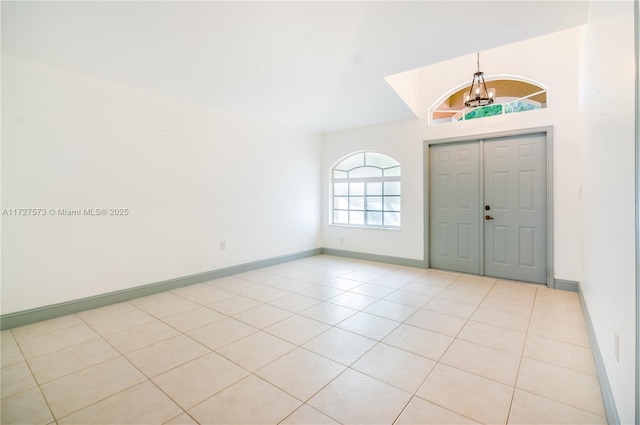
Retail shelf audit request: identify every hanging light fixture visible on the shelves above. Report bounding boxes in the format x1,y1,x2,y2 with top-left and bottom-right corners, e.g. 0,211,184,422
464,52,495,108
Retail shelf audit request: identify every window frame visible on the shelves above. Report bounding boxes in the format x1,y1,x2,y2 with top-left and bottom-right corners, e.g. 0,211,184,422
331,152,401,229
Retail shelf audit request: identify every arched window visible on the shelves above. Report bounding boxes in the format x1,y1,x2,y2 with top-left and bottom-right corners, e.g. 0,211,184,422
430,77,547,125
332,152,401,228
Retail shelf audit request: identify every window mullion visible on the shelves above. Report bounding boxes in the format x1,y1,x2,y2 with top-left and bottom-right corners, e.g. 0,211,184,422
332,152,400,229
381,178,385,226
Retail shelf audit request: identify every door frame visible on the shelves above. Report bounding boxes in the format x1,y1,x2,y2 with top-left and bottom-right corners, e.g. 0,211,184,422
424,126,555,288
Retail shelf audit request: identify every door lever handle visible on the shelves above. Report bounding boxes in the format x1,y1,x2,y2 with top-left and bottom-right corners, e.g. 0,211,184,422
485,215,494,220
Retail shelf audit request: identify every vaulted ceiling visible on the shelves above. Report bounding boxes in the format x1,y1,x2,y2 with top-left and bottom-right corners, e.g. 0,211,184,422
1,1,589,133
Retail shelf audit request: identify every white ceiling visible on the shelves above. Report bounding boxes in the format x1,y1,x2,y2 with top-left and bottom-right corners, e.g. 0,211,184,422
2,1,589,133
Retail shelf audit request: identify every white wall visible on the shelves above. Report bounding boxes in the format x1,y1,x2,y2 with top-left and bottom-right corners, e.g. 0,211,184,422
322,119,425,261
1,55,322,315
323,27,585,281
579,2,636,423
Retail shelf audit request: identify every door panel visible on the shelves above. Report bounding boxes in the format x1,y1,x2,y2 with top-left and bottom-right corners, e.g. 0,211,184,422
483,133,547,283
429,142,481,274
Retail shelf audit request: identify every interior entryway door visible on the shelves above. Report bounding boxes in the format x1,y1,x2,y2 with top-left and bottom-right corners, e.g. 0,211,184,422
429,132,548,284
483,134,547,283
429,141,481,275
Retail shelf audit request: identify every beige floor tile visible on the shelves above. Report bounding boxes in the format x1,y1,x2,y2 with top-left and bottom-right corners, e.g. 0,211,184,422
15,323,100,358
1,387,54,425
423,297,477,319
269,293,322,313
508,389,607,424
416,364,513,424
383,289,434,307
480,294,534,316
264,278,315,293
395,397,479,424
105,321,180,353
207,295,263,315
342,269,388,283
188,375,301,424
243,285,291,303
299,302,358,326
350,283,396,298
281,404,339,424
125,334,210,377
233,304,293,329
138,295,200,319
1,361,38,398
40,356,146,418
161,306,225,332
440,339,521,385
289,271,339,286
57,381,181,424
205,275,247,291
297,286,344,301
516,358,605,416
152,352,248,410
528,317,591,347
386,266,427,280
470,307,531,332
28,338,120,384
307,368,411,424
531,309,587,331
336,311,401,340
401,282,445,298
263,314,330,346
78,303,155,336
523,334,597,375
457,320,526,355
382,324,453,361
217,331,295,371
351,343,436,393
405,309,467,337
238,270,288,286
186,317,256,350
1,331,24,368
303,327,376,366
256,348,345,401
11,314,85,341
231,281,279,298
130,294,201,319
448,275,495,292
437,288,487,306
491,279,539,298
363,299,419,322
163,412,198,424
327,291,378,310
536,287,581,305
412,270,460,287
365,276,412,290
211,279,262,297
172,285,235,305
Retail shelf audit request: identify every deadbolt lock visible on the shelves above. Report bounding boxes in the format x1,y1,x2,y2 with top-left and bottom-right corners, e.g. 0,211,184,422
485,205,491,211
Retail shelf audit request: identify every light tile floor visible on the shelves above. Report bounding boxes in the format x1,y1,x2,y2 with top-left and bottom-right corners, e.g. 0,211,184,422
1,255,607,424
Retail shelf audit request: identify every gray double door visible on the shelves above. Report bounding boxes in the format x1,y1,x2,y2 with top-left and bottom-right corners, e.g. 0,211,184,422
429,133,548,284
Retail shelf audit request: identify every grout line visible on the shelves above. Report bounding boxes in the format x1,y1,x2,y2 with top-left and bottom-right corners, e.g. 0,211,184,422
505,282,540,424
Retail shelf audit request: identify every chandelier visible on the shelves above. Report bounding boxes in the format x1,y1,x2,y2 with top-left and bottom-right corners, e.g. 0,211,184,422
464,52,495,108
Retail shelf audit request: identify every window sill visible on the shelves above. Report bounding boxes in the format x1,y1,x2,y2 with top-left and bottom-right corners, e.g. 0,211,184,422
329,223,401,231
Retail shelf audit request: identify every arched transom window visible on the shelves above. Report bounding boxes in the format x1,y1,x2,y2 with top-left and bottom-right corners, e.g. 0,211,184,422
431,78,547,125
332,151,401,228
